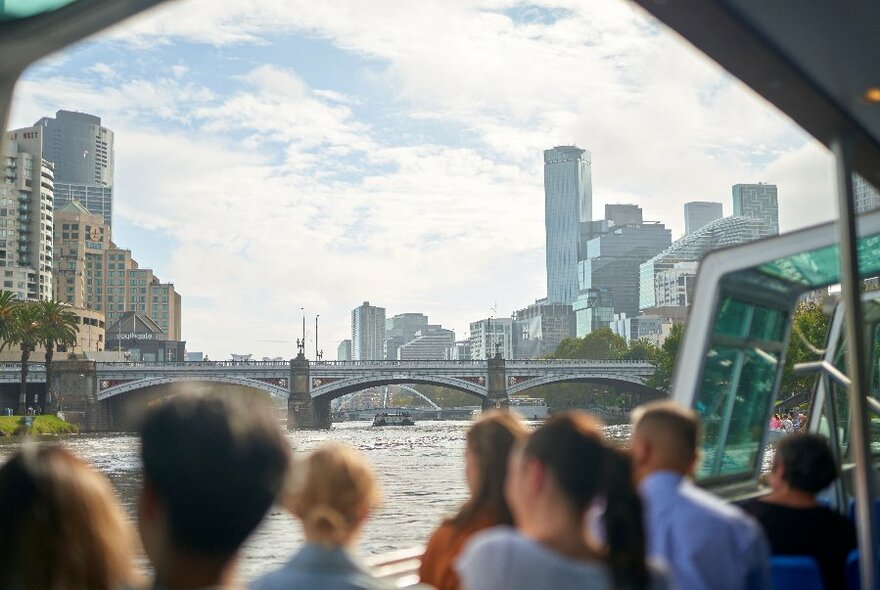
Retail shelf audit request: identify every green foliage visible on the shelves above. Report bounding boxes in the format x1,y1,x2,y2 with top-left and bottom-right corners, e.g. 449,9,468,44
645,323,684,393
780,301,830,398
0,415,78,436
550,328,641,360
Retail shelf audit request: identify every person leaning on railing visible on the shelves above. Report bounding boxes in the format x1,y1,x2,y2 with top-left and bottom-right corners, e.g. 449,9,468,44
419,411,528,590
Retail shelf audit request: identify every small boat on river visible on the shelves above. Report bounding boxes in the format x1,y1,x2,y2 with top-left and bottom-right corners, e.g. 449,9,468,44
372,412,416,427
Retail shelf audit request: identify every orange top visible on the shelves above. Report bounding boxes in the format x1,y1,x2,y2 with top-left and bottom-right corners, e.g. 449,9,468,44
419,514,497,590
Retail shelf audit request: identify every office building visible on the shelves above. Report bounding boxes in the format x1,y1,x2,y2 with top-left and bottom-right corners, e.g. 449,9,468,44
514,300,576,358
2,129,54,300
469,318,515,359
639,216,770,310
855,174,880,214
544,146,591,304
684,201,723,235
33,110,114,227
337,339,352,361
398,327,455,360
53,201,181,340
572,288,614,337
445,340,471,360
572,206,671,335
384,312,428,359
732,183,778,236
654,261,699,307
605,204,643,226
105,312,185,362
351,301,386,360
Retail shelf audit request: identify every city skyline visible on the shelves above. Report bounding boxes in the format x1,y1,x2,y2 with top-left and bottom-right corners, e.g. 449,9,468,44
6,0,843,359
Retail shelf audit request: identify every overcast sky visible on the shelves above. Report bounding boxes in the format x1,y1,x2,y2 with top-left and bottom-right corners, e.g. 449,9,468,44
8,0,838,360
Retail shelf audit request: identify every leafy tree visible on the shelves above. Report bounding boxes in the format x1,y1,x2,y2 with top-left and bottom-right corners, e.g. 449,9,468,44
780,301,830,398
11,304,41,415
551,328,629,360
623,339,658,361
646,322,684,393
0,291,18,350
36,300,79,410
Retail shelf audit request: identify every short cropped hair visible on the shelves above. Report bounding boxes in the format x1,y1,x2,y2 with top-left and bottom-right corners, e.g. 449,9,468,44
775,433,838,494
140,392,291,559
631,400,700,461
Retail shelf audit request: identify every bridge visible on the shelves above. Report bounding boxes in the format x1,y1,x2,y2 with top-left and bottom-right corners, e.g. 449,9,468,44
0,355,657,430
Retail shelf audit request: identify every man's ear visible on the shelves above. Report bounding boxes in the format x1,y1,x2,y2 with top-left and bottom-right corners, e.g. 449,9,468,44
631,433,651,466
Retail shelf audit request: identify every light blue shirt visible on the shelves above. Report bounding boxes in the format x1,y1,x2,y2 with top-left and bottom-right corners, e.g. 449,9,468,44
456,526,670,590
639,471,771,590
249,544,394,590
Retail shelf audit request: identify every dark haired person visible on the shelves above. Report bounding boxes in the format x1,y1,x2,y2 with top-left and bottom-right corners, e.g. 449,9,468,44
743,433,856,590
456,412,668,590
419,411,528,590
631,401,770,590
138,392,292,590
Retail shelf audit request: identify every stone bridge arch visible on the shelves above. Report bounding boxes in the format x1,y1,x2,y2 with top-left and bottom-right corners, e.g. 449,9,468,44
310,376,489,404
98,376,291,402
507,373,664,400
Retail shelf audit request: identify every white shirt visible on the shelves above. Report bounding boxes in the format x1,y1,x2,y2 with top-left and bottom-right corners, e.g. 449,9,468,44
456,526,669,590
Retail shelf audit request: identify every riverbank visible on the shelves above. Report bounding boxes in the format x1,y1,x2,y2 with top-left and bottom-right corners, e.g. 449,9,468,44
0,415,79,436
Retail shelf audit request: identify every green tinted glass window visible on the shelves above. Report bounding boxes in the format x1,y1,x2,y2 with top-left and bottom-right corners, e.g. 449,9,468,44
1,0,77,20
696,295,788,480
757,235,880,288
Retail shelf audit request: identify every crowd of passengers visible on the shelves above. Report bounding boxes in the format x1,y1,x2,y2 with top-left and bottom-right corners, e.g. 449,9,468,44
0,393,857,590
770,412,809,433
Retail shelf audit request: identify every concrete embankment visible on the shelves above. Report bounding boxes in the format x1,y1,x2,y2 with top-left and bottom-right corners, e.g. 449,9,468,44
0,415,79,436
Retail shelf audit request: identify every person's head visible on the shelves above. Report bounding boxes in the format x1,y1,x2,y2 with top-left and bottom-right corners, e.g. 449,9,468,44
631,400,699,481
770,433,838,495
506,412,647,590
0,445,137,590
138,392,291,571
454,410,528,527
285,443,380,546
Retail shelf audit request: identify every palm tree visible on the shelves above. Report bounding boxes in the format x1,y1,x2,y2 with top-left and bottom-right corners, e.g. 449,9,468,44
0,290,18,351
37,301,79,413
12,304,41,415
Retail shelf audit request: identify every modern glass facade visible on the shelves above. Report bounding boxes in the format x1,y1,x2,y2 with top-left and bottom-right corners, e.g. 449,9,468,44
351,301,386,360
53,182,112,227
514,300,576,358
684,201,723,235
639,216,770,310
732,183,778,236
854,174,880,214
544,146,591,304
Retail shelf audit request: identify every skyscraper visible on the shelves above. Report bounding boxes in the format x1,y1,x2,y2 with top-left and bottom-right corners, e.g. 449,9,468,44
351,301,386,360
854,174,880,213
2,128,55,300
732,183,778,236
32,110,115,227
544,146,591,304
684,201,723,234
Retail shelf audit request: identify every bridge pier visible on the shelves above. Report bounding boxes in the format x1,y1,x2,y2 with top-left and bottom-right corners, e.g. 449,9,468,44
288,353,331,429
54,359,110,431
483,354,509,411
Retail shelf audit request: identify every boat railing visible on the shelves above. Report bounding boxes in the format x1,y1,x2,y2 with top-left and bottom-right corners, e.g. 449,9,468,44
364,546,423,588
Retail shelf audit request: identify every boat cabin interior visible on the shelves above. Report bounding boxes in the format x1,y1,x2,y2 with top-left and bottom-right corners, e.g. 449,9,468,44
2,0,880,587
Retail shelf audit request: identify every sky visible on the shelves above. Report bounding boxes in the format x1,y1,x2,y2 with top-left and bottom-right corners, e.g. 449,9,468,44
8,0,838,360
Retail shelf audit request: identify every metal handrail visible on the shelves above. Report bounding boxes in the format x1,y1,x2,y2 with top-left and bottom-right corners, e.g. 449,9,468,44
364,546,423,589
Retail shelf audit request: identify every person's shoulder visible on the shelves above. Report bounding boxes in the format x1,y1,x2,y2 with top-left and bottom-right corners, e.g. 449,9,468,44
460,525,520,557
680,483,765,535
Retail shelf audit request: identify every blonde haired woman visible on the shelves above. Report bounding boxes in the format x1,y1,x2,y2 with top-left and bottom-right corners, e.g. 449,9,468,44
0,445,138,590
252,443,390,590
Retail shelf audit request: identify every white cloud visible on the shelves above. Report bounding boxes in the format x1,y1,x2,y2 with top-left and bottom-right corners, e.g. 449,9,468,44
7,0,839,358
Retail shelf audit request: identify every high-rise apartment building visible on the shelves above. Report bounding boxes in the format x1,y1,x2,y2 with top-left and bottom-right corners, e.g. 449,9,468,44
2,129,54,300
544,146,591,304
351,301,386,360
30,110,115,227
52,201,181,340
855,174,880,214
469,318,515,360
732,183,778,236
684,201,723,234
